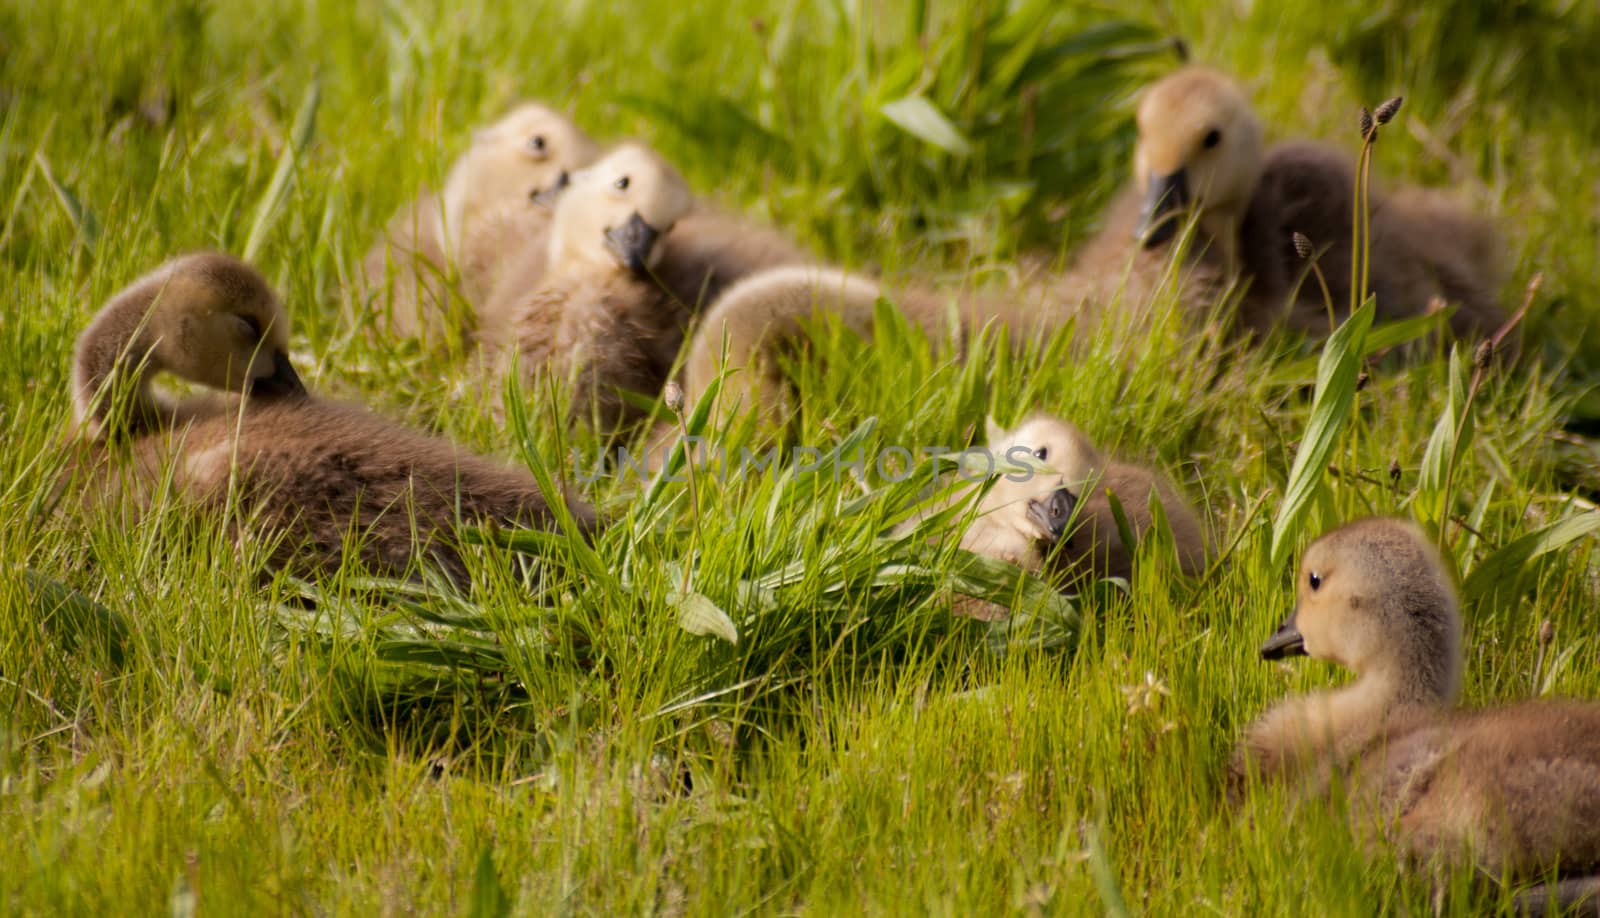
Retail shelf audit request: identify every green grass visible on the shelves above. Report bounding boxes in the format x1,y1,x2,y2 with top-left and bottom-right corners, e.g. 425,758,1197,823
4,0,1600,913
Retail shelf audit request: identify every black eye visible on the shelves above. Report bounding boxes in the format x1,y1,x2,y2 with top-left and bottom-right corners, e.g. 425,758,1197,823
1202,128,1222,149
528,135,546,153
614,175,630,191
1033,447,1048,461
1308,571,1322,591
238,314,263,340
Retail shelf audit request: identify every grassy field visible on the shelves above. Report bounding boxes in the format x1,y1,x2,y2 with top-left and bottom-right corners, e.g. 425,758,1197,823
4,0,1600,913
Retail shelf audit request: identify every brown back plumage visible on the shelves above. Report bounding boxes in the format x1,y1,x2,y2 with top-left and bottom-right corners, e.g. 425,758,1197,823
127,398,595,583
74,253,595,584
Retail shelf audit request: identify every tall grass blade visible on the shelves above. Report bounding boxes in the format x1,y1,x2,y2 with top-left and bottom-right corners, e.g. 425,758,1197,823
242,79,321,261
34,152,99,247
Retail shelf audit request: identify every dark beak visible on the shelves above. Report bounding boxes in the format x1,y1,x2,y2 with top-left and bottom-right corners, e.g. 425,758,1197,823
1026,487,1077,541
248,349,308,399
1259,609,1307,660
604,212,662,276
531,171,571,209
1136,169,1189,248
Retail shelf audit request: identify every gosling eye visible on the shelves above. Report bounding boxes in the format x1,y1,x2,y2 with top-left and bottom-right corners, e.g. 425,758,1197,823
1202,128,1222,149
1033,446,1049,461
614,175,630,191
236,314,264,341
528,135,547,155
1308,571,1322,591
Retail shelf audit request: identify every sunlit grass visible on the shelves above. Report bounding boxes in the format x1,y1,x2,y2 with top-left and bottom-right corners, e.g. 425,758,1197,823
2,0,1598,913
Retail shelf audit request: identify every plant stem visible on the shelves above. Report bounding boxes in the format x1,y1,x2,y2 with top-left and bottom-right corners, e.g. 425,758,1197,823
674,408,703,595
1435,274,1542,548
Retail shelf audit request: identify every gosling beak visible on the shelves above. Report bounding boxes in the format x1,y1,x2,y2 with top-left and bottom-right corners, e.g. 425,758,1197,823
1136,169,1189,248
1026,487,1077,541
604,212,661,276
1259,609,1306,660
531,171,571,209
249,349,308,399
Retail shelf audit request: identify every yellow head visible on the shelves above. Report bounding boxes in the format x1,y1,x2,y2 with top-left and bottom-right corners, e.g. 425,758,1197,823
1132,67,1265,247
546,142,694,276
440,103,601,243
1263,517,1463,704
975,414,1104,546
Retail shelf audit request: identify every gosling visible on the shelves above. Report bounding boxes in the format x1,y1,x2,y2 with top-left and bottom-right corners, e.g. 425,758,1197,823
75,252,597,584
482,142,694,431
967,414,1209,583
358,103,600,342
1062,67,1505,338
676,265,1049,433
1235,517,1600,912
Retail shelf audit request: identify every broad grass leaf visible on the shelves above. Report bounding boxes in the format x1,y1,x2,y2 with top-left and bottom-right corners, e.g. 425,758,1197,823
1416,346,1472,523
1464,509,1600,606
24,569,130,667
880,95,974,157
672,590,740,645
501,369,609,584
468,845,512,918
1270,299,1374,568
1277,308,1445,380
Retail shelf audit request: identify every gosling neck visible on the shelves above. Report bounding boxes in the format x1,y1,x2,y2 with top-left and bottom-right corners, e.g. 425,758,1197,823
72,291,168,439
1199,206,1245,275
1315,657,1453,742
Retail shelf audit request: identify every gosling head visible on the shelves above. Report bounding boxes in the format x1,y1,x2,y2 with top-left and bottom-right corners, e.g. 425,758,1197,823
976,414,1104,548
73,252,306,430
441,103,601,237
1263,517,1463,704
1133,67,1265,248
547,142,693,277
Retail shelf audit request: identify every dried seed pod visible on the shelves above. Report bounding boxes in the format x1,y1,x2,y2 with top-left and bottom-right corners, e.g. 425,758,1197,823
663,380,685,414
1474,339,1495,369
1292,232,1314,259
1359,107,1374,138
1539,618,1555,647
1388,459,1402,485
1374,96,1404,125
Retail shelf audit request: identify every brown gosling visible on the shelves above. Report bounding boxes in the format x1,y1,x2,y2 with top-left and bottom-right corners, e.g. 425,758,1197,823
481,142,694,431
1060,66,1504,338
675,265,1051,435
75,252,597,584
358,103,600,341
1235,517,1600,912
967,414,1209,584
